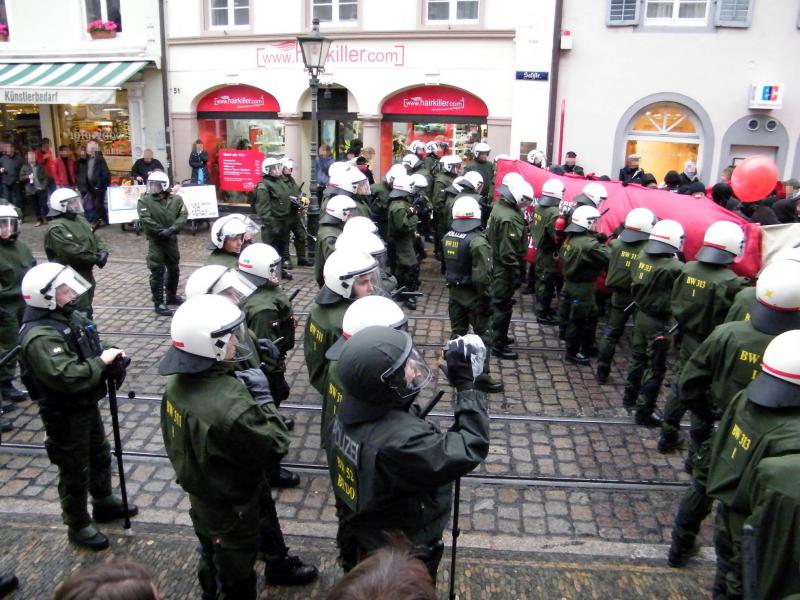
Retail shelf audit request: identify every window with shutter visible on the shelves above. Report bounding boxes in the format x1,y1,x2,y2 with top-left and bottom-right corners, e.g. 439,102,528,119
607,0,640,26
714,0,752,27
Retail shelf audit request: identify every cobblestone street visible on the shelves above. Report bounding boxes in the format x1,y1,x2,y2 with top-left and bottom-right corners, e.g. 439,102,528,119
0,224,715,598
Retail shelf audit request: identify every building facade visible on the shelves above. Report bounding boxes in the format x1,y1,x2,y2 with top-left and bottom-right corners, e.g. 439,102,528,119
555,0,800,183
166,0,558,201
0,0,166,179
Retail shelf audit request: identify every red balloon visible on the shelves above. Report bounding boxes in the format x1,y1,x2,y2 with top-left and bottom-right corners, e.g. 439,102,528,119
730,156,779,202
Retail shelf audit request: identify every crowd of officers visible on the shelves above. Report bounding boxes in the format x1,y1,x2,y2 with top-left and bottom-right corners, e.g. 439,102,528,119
0,138,799,599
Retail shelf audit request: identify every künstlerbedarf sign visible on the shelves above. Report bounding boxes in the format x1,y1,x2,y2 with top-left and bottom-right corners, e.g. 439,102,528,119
515,71,549,81
1,87,117,105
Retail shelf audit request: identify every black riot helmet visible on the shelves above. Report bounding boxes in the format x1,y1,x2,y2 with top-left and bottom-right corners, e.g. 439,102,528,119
337,326,432,425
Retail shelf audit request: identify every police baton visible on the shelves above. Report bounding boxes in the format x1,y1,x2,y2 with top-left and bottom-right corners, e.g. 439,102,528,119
417,390,445,419
448,477,462,600
0,345,21,370
106,358,133,535
288,289,300,302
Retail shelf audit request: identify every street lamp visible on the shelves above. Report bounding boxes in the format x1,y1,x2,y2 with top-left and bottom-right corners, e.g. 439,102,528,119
297,18,332,246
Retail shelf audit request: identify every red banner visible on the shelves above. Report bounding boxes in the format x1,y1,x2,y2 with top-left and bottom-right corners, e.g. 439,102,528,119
381,86,488,116
218,149,264,192
496,160,763,279
197,85,280,113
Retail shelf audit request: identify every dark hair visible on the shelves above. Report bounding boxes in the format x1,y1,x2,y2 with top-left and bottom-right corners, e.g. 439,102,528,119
326,536,436,600
663,170,681,188
194,139,202,145
679,181,706,196
640,172,657,187
598,175,611,181
356,156,369,165
549,165,565,175
711,182,734,207
54,560,158,600
566,151,577,158
58,145,70,151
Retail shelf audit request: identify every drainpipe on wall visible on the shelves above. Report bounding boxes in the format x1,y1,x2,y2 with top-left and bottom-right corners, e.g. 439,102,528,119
545,0,564,165
158,0,174,183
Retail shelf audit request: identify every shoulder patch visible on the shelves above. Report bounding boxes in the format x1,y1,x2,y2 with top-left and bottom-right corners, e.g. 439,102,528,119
50,346,64,355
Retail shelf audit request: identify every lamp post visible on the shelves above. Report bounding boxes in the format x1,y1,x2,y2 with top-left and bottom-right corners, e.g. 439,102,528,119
297,18,332,247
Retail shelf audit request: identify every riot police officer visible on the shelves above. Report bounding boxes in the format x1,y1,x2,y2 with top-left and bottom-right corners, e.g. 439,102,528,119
723,248,800,323
422,140,442,175
596,208,658,384
463,142,494,221
431,154,462,261
443,195,503,392
706,330,800,599
324,165,373,220
386,174,422,310
314,194,358,287
19,263,136,550
370,164,406,241
557,205,610,365
442,173,482,234
45,188,109,318
487,179,533,360
335,230,397,294
256,157,292,271
531,179,566,325
0,204,34,419
280,157,312,267
137,171,187,316
623,219,685,427
207,214,248,268
658,221,749,452
573,182,608,209
327,327,490,577
159,295,316,599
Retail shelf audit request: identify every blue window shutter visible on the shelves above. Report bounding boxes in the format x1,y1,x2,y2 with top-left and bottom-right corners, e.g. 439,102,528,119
607,0,640,26
715,0,753,28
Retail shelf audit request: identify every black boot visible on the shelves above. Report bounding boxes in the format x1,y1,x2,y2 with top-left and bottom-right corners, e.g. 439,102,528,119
536,313,558,326
154,301,171,316
265,554,319,586
596,363,610,384
564,352,590,366
635,411,662,428
280,414,295,432
166,293,185,306
667,533,699,568
657,430,684,454
492,343,518,361
268,467,300,489
68,523,109,551
152,278,172,316
475,374,504,393
0,418,12,433
1,381,27,403
92,495,140,523
165,268,184,305
0,573,19,596
404,296,417,311
297,257,313,267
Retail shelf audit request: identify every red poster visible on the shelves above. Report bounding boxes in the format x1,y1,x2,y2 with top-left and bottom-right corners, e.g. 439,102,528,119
381,86,488,116
197,85,280,113
218,149,264,192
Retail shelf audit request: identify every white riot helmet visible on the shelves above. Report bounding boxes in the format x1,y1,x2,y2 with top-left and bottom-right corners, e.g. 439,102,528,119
385,163,407,185
463,171,484,194
185,265,256,305
768,247,800,264
322,194,358,224
499,179,534,206
330,164,370,195
328,161,349,183
751,260,800,334
527,150,547,168
565,205,601,233
450,176,472,194
696,221,745,265
343,215,378,237
645,219,685,254
261,156,281,176
0,204,20,240
501,172,525,187
402,154,421,171
147,171,170,195
210,215,249,250
539,178,565,206
439,154,462,175
472,142,491,157
580,182,609,207
619,207,658,243
389,173,416,198
237,242,282,287
410,173,428,191
322,249,381,300
280,157,295,172
160,295,254,372
21,263,91,310
451,195,483,232
49,188,84,215
408,140,425,156
747,330,800,408
325,295,408,360
336,231,388,269
424,140,441,155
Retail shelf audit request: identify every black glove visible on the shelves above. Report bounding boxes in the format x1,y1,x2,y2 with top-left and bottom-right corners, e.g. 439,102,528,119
95,251,109,268
235,368,273,406
266,371,290,403
595,233,609,244
443,338,475,391
106,355,131,390
257,338,282,362
158,226,177,239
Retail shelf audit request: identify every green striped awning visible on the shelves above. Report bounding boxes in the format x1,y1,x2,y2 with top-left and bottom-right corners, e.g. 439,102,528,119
0,61,148,104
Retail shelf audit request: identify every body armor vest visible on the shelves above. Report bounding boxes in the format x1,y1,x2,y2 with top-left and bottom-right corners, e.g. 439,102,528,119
443,230,478,287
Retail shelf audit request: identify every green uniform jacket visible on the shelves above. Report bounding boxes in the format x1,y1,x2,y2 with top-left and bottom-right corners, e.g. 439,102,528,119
0,238,34,317
630,253,682,318
255,176,291,223
207,249,239,268
532,205,559,272
304,298,349,395
44,214,107,280
560,233,610,287
161,365,290,506
670,261,748,340
431,172,455,213
387,198,419,268
314,223,343,285
282,175,301,197
725,286,756,323
464,160,494,201
19,309,107,407
369,182,391,234
487,200,526,273
328,389,489,555
320,360,346,448
467,233,493,296
137,193,188,239
604,239,647,292
240,285,295,374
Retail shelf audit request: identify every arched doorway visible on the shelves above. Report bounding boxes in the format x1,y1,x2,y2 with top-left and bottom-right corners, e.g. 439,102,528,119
624,101,702,183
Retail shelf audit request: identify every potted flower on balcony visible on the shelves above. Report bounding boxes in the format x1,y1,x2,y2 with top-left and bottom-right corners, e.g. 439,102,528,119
87,20,117,39
0,24,9,42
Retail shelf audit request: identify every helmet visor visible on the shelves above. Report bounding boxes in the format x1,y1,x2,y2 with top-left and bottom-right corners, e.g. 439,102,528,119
349,267,383,299
49,266,92,308
355,180,371,196
64,195,84,214
212,317,255,364
383,344,433,399
148,181,166,194
210,269,257,305
373,250,389,271
0,216,19,239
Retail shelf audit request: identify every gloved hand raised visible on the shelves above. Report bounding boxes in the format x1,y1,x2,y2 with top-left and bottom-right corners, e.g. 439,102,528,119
95,251,109,268
257,338,282,362
235,368,274,406
595,232,609,244
443,338,476,391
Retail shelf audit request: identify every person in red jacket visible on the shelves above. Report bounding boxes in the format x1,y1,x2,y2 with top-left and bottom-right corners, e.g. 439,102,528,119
52,145,77,188
34,138,56,183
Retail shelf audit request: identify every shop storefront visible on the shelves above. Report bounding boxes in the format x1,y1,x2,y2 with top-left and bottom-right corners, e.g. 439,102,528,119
196,84,284,203
380,85,489,175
